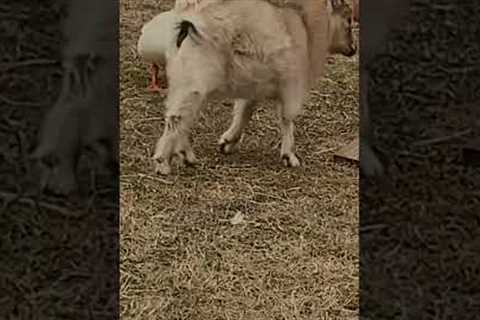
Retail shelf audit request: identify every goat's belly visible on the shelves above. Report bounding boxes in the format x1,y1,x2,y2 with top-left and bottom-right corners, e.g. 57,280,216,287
226,62,279,99
206,79,277,102
230,82,278,100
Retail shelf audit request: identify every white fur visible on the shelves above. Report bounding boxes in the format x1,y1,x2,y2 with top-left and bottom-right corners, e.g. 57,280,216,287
137,10,180,67
152,0,356,174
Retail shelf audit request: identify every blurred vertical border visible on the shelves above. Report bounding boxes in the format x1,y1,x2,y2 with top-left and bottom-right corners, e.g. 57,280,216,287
360,0,480,318
0,1,119,319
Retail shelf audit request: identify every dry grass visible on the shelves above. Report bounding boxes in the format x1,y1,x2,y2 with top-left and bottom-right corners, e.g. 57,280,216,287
120,0,359,319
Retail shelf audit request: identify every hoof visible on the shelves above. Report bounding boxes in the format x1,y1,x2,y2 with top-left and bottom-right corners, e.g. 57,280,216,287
154,160,172,175
178,151,198,167
219,140,237,154
38,164,78,196
281,153,301,167
218,136,241,154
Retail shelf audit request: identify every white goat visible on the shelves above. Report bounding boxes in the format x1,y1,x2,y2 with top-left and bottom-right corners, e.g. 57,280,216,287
360,0,411,178
32,0,118,195
152,0,357,175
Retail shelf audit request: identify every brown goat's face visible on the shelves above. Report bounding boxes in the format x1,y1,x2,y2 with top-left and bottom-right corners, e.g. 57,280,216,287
329,2,357,57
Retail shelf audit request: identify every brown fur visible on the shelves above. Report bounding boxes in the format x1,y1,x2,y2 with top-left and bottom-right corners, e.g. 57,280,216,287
352,0,359,23
287,0,330,83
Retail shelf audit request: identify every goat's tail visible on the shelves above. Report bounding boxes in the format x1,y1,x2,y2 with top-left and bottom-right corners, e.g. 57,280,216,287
175,20,201,48
288,0,330,82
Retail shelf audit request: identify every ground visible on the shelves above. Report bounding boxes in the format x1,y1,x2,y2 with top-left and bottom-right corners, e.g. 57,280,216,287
120,1,359,319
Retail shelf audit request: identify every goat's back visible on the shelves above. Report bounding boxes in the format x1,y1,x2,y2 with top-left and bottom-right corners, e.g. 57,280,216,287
185,0,294,57
173,0,309,97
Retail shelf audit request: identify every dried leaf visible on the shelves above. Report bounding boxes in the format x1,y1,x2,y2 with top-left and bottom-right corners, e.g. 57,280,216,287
229,211,245,225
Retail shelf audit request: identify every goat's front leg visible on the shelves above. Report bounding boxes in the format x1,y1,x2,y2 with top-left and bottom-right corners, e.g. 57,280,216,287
153,116,197,175
31,72,83,195
218,99,255,154
277,80,306,168
153,97,201,175
34,143,80,195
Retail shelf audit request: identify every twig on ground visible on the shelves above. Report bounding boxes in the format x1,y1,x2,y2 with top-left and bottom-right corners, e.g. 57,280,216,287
0,95,47,107
412,129,472,146
359,224,388,232
0,58,57,71
0,191,84,218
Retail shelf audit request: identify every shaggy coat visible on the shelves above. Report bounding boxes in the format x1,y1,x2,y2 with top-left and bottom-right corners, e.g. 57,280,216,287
153,0,356,174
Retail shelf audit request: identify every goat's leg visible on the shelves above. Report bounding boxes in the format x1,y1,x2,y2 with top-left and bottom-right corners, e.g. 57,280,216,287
153,116,197,175
277,81,306,168
153,93,202,175
360,71,385,178
218,99,255,154
31,59,87,195
278,117,300,167
32,98,82,195
39,148,79,195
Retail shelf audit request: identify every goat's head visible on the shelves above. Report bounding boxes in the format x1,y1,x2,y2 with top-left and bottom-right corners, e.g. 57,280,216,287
327,0,356,57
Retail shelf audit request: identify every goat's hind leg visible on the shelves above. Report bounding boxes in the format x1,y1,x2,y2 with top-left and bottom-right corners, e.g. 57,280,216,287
278,116,301,167
219,99,255,154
